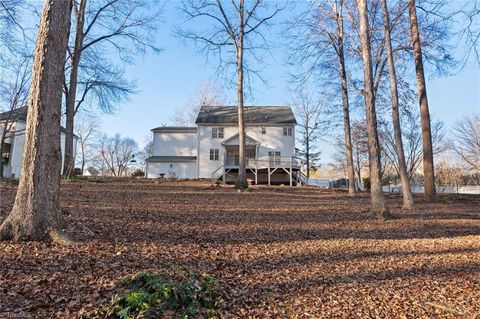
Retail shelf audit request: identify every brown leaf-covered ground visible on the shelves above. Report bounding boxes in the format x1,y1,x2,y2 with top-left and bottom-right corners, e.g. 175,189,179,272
0,179,479,318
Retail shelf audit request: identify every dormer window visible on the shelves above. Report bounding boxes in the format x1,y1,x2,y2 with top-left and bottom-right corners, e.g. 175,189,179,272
212,127,224,138
283,127,292,136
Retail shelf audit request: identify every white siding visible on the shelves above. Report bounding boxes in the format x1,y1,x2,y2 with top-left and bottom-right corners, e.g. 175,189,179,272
1,121,77,179
2,121,26,179
146,161,196,179
197,125,296,178
152,131,197,156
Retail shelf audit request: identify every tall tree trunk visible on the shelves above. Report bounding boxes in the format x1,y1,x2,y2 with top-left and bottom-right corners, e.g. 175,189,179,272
236,0,247,189
306,137,310,179
80,142,86,174
63,0,87,177
356,151,362,190
0,0,72,241
356,0,389,219
337,0,356,196
408,0,436,201
382,0,415,210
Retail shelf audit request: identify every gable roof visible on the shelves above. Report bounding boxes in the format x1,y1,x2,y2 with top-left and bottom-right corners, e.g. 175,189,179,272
221,133,260,146
84,166,99,175
195,106,297,125
0,106,76,137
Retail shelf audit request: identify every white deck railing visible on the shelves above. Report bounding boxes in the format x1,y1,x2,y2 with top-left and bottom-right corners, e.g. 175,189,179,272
224,156,302,169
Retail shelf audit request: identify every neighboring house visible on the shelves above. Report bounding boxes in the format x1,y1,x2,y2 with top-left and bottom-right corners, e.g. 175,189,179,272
146,106,304,185
82,166,99,176
0,106,78,179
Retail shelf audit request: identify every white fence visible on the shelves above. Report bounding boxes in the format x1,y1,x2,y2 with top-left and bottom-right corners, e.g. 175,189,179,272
383,185,480,195
306,179,330,187
306,179,480,194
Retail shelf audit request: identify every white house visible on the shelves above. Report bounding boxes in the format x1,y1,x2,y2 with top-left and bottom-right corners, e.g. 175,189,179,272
0,106,77,179
146,105,304,185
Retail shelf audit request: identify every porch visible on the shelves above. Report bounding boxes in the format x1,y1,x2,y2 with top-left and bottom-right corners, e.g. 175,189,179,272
212,155,305,186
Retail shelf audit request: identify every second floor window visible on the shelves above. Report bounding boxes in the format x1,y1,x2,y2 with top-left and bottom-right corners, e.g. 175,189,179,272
261,127,266,134
283,127,292,136
210,148,219,160
212,127,224,138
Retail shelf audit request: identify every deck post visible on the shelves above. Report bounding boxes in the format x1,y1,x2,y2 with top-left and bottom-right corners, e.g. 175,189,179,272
268,167,270,186
289,158,292,186
223,167,226,184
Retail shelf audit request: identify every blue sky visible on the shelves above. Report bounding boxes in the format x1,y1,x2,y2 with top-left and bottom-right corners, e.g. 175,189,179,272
98,1,480,162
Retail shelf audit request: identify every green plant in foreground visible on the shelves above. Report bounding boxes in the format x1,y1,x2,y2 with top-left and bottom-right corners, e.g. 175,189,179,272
105,268,220,319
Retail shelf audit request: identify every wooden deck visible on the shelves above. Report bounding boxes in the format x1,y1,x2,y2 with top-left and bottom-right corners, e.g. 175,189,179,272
213,156,306,186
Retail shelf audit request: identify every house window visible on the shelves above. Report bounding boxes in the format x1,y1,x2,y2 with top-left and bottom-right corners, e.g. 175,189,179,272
283,127,292,136
212,127,224,138
261,127,266,134
209,148,219,160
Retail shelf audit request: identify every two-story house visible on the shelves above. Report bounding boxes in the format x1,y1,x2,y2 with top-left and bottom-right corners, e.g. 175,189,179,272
146,105,304,185
0,106,77,179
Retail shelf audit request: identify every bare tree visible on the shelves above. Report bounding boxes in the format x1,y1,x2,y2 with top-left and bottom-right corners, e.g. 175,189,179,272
98,133,138,177
456,0,480,65
381,110,445,182
172,80,226,126
294,91,323,180
135,134,153,171
381,0,414,210
288,0,357,196
333,120,369,189
62,0,161,177
0,0,24,55
0,55,30,179
356,0,389,219
351,120,369,188
450,114,480,172
435,160,463,196
0,0,72,241
178,0,282,189
74,114,99,174
408,0,436,201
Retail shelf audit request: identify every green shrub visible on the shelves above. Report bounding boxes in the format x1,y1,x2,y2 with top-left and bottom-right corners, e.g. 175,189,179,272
105,267,220,319
363,178,371,191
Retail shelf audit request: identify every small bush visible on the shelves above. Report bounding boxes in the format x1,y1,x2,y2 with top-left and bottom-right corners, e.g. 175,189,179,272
131,169,145,178
1,178,19,185
105,267,220,319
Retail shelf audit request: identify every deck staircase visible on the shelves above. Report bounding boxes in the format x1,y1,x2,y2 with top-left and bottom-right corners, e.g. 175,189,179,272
211,165,226,183
296,171,308,185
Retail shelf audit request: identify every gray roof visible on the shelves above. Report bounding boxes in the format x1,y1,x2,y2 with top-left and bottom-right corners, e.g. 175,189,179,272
0,106,74,136
195,106,297,125
146,156,197,162
0,106,28,122
151,126,197,133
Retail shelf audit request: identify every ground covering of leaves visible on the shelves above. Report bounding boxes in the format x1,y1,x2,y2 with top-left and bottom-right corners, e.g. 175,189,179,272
0,179,479,318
